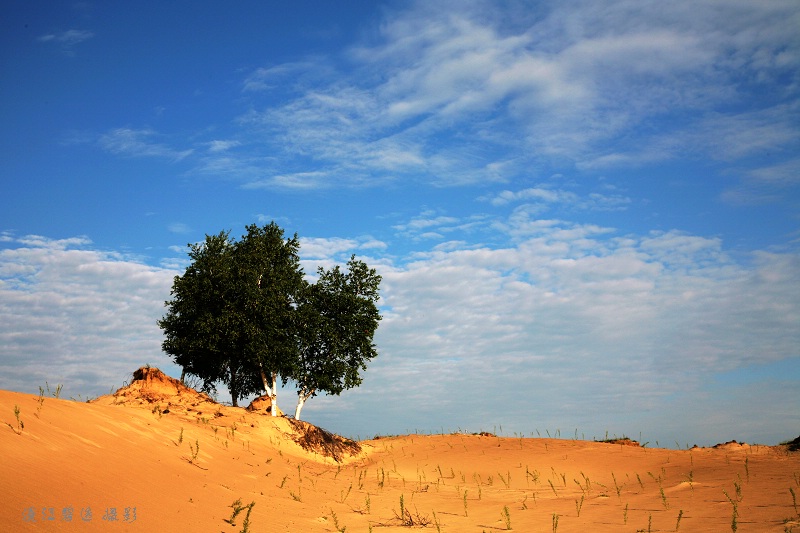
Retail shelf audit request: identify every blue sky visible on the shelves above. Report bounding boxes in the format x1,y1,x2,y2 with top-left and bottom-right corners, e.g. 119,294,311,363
1,0,799,446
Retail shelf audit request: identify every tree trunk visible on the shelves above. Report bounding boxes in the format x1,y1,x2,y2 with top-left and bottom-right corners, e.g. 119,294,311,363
259,365,279,417
230,363,238,407
294,389,314,420
269,372,278,417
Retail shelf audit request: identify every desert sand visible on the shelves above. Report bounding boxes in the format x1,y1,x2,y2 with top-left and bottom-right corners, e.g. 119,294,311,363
2,367,798,532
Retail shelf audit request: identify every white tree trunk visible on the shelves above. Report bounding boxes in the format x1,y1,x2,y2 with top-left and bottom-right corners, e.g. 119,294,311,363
294,390,314,420
270,373,278,417
259,365,279,417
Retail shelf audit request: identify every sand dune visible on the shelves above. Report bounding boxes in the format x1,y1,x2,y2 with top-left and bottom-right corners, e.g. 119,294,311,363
2,367,798,532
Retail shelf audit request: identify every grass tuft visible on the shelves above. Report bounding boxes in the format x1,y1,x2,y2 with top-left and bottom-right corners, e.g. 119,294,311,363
502,505,512,530
11,404,24,435
723,489,739,532
393,494,430,526
188,439,199,464
576,494,585,517
329,509,346,533
223,498,255,533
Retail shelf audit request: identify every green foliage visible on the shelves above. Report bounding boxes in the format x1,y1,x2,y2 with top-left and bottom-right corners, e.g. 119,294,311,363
340,482,353,503
188,439,200,464
159,222,381,413
781,435,800,452
11,404,23,434
46,382,62,399
329,509,346,532
393,494,430,527
159,224,302,405
36,387,45,417
224,498,255,533
293,256,382,412
502,505,511,530
723,489,739,532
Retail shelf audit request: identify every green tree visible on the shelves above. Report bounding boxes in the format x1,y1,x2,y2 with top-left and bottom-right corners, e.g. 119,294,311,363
159,231,238,399
159,223,304,409
231,223,304,414
292,256,382,420
159,223,382,419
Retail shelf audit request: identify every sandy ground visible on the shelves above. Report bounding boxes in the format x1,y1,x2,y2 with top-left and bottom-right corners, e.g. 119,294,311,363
2,368,798,532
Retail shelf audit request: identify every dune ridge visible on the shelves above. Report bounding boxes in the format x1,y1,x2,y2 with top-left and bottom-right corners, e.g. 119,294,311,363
2,367,798,531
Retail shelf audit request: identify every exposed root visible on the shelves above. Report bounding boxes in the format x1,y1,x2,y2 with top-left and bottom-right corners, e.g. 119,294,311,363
286,418,361,463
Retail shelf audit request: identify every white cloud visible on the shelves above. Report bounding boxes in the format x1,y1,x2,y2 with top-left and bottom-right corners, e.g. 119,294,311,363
695,106,800,162
243,171,332,190
1,226,797,444
390,209,496,244
209,0,799,196
38,29,94,47
747,157,800,186
206,140,241,153
86,1,797,197
99,128,193,161
167,223,191,234
242,65,289,92
341,218,800,442
299,236,390,277
720,156,800,205
498,188,563,205
300,237,361,259
0,236,177,397
241,60,328,92
393,215,459,232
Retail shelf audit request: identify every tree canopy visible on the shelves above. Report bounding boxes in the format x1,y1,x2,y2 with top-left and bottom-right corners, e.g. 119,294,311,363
158,222,381,418
293,257,382,419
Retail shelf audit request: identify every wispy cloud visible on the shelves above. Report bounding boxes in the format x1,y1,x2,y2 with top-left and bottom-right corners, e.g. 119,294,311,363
205,0,799,194
167,223,191,234
87,1,798,198
392,209,491,241
483,186,633,214
38,29,94,58
206,140,241,153
241,60,327,92
98,128,194,161
720,156,800,205
38,29,94,49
